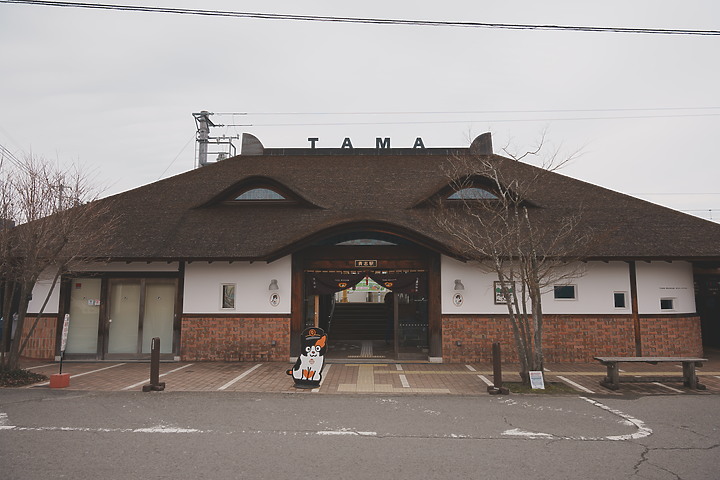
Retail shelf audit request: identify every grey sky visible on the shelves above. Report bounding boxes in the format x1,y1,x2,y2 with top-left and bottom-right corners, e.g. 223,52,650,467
1,1,718,221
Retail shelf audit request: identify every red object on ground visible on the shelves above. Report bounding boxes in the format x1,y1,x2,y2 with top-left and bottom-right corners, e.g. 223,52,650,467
49,373,70,388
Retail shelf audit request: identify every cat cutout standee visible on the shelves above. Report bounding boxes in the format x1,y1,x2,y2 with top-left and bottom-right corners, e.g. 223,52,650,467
287,327,327,389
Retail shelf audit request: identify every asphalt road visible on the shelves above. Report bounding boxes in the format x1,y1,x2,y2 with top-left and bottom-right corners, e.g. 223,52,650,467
1,390,718,479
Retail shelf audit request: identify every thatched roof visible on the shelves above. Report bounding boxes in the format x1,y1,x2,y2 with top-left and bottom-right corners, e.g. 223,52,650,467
68,138,720,263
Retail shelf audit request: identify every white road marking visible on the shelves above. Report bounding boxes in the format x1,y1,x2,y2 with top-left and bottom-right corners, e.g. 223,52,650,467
543,367,551,372
0,412,15,430
33,363,127,387
478,375,493,386
503,428,554,439
395,364,403,371
317,429,377,436
501,397,653,441
311,364,331,392
122,363,194,391
557,375,595,394
579,396,653,440
215,363,262,391
399,374,410,388
652,382,684,393
465,365,476,372
24,364,54,370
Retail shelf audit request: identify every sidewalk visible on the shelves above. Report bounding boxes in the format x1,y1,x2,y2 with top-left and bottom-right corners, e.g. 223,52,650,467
17,348,720,396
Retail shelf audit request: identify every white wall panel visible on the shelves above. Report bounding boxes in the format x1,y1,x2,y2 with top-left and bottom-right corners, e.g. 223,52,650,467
28,276,61,314
183,256,291,314
441,256,637,315
636,261,695,314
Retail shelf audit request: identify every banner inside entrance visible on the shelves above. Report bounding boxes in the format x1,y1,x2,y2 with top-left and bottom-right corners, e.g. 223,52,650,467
306,271,426,295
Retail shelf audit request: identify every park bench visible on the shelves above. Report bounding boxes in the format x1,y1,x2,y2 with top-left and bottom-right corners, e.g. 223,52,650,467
593,356,708,391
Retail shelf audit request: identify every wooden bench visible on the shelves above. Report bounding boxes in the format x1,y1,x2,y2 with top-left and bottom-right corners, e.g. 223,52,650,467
593,356,708,391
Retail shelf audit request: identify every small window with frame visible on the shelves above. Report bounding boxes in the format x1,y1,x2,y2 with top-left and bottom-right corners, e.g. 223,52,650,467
553,285,577,300
660,298,675,311
221,284,236,309
613,292,627,309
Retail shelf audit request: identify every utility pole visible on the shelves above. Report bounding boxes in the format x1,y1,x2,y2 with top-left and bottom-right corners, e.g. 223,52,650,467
192,111,239,168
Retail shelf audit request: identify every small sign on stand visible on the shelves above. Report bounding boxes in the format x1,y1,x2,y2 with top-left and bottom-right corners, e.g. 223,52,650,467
529,370,545,390
49,314,71,388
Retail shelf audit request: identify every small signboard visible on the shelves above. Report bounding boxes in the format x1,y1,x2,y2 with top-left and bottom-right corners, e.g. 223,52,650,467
494,281,515,305
529,370,545,389
355,260,377,268
60,314,70,353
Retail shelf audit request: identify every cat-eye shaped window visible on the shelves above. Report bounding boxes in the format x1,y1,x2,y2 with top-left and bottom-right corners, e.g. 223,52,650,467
447,187,498,200
234,188,287,201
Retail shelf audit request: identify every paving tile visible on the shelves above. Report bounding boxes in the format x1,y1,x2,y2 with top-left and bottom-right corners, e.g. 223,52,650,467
11,348,720,396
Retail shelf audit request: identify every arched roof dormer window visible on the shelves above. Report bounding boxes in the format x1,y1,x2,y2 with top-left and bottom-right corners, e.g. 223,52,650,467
447,187,498,200
234,187,287,201
197,176,321,209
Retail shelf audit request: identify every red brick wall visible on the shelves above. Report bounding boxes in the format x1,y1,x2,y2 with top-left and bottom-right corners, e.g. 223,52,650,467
180,315,290,361
442,314,702,363
19,315,58,360
640,316,703,357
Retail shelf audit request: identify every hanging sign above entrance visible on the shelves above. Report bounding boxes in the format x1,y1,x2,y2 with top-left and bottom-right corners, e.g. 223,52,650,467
354,260,377,268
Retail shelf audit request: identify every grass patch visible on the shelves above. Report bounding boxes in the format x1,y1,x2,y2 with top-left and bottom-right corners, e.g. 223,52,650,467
504,382,577,394
0,367,48,387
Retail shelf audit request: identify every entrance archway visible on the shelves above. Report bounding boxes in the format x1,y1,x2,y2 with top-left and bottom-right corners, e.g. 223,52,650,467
291,239,441,361
304,271,428,360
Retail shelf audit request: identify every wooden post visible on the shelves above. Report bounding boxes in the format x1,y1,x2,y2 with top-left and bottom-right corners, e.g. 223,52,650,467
629,261,642,356
488,342,509,395
143,337,165,392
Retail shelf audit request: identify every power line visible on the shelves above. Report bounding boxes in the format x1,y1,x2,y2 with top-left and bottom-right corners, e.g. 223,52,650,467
220,112,720,127
214,107,720,116
2,1,720,36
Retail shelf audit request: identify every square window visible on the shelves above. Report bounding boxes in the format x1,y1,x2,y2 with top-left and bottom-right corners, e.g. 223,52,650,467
553,285,577,300
221,284,236,309
660,298,674,310
614,292,627,308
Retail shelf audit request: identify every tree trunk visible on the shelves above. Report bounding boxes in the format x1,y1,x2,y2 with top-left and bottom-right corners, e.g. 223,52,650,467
6,281,31,370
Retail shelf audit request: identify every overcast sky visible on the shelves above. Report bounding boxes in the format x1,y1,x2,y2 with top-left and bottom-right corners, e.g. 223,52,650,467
1,1,718,222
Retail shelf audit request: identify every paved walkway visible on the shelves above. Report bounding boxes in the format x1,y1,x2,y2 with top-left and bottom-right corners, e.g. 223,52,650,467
17,349,720,396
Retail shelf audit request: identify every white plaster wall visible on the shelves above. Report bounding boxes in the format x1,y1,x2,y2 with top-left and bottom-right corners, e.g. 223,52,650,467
539,262,632,315
28,276,61,314
441,256,508,314
183,256,292,314
441,257,634,315
636,261,696,314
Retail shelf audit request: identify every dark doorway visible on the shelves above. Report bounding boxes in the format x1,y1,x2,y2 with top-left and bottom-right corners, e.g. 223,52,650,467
695,274,720,348
301,270,429,361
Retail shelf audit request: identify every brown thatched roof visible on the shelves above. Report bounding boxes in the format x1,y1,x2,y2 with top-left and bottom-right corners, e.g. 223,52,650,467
71,144,720,262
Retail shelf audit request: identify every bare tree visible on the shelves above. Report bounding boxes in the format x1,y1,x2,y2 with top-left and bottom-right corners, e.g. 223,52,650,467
434,138,595,384
1,153,115,370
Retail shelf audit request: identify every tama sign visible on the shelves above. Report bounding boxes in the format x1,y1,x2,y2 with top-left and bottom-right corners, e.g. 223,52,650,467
307,137,426,149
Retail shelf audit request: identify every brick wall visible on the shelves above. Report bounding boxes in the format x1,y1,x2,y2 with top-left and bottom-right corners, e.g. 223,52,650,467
180,315,290,361
19,315,58,360
442,314,702,363
640,316,703,357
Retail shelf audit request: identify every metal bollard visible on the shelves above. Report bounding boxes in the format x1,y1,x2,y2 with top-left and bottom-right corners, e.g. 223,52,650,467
143,337,166,392
488,342,509,395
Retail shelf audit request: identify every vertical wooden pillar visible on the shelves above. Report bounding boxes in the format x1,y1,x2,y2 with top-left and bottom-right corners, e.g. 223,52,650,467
427,253,442,359
628,261,642,356
290,253,304,358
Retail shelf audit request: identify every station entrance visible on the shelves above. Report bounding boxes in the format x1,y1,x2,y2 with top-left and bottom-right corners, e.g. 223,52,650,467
291,242,441,362
304,271,428,360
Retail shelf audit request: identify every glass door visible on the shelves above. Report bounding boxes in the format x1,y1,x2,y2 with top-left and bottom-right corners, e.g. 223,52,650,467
107,279,142,355
142,279,176,354
65,278,102,356
105,278,177,359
